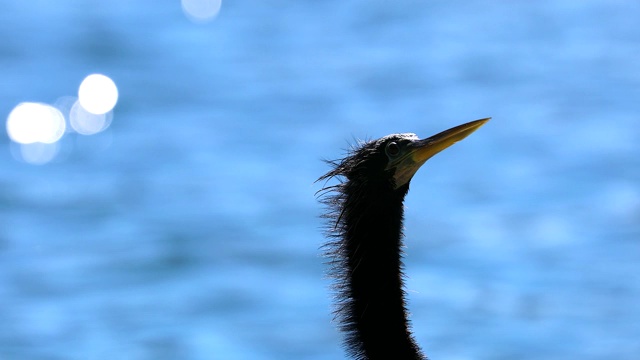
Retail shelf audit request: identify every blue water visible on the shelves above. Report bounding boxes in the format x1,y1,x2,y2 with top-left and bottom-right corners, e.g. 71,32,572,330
1,1,639,359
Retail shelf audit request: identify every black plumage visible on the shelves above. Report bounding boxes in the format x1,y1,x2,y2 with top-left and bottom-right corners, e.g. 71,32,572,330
318,119,489,359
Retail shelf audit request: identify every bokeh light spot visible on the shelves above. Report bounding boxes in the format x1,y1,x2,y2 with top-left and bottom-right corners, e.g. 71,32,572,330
16,142,60,165
6,102,66,144
78,74,119,115
70,100,112,135
182,0,222,22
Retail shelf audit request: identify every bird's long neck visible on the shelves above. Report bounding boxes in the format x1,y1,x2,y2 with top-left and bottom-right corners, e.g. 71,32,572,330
339,181,425,360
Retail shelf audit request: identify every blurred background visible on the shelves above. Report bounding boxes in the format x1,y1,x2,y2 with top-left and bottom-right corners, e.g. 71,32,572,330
1,1,639,359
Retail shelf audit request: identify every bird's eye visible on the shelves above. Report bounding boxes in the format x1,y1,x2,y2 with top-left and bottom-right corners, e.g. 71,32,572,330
386,142,400,157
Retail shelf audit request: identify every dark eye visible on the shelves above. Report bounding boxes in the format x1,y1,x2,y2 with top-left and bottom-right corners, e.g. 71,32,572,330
386,142,400,157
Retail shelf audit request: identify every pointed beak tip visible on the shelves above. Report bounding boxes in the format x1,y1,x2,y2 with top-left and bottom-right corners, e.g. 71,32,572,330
475,117,491,126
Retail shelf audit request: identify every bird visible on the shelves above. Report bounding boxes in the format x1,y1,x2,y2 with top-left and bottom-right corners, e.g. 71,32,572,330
317,118,490,360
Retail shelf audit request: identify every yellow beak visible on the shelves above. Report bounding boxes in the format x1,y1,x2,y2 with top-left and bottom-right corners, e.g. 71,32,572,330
391,118,490,188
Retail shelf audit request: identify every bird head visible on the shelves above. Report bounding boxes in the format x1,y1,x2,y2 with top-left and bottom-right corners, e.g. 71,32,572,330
324,118,490,192
386,118,490,189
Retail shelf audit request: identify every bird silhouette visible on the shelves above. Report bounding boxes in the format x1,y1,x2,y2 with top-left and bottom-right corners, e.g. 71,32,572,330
317,118,489,359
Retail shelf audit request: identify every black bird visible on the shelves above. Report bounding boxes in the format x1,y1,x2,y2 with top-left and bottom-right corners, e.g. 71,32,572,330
318,118,489,359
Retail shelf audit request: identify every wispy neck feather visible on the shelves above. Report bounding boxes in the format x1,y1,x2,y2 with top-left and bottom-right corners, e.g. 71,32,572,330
320,174,426,360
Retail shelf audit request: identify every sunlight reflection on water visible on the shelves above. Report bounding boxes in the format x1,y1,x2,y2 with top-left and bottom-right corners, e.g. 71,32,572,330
5,74,118,164
181,0,222,23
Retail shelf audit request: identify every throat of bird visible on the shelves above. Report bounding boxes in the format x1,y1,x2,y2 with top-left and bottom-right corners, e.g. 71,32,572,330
342,189,425,359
